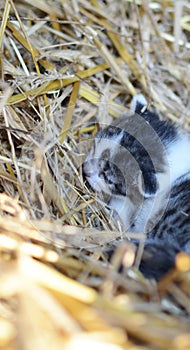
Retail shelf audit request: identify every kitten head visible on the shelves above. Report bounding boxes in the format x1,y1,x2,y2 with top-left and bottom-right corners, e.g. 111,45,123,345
83,126,126,196
83,95,168,201
83,124,147,202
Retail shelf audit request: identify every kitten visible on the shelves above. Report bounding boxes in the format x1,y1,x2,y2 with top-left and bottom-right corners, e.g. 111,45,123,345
83,95,190,279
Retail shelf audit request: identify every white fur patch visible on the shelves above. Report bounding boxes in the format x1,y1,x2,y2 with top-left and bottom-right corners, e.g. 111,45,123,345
109,195,137,230
167,133,190,185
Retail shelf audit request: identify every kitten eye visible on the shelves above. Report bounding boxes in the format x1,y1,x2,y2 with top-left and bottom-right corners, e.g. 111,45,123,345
103,161,110,172
99,159,110,175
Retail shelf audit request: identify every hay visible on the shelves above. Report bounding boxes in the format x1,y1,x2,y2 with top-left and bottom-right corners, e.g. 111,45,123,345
0,0,190,348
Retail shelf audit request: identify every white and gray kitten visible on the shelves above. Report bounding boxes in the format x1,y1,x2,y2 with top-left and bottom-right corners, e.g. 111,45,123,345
83,95,190,279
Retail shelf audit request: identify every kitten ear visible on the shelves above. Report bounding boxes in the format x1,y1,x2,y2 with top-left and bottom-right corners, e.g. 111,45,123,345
130,94,148,114
138,171,158,198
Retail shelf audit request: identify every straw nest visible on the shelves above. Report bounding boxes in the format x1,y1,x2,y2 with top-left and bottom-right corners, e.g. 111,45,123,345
0,0,190,349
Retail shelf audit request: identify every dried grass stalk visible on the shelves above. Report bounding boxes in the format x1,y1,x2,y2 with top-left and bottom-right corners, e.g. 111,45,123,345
0,0,190,349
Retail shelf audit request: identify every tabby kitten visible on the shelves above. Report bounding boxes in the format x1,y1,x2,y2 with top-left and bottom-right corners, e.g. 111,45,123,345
83,95,190,279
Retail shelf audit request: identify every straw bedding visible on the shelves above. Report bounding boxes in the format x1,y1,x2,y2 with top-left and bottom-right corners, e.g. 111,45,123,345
0,0,190,349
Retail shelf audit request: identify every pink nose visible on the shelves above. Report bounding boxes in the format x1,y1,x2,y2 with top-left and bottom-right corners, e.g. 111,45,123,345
83,160,98,177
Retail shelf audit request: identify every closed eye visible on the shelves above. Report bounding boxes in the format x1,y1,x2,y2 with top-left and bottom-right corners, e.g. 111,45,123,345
102,161,110,172
99,164,110,177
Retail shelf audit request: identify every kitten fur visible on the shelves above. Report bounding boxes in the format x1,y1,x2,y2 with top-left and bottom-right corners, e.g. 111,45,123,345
83,94,190,279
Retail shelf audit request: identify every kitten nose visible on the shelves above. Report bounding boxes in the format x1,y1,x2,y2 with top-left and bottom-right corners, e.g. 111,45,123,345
83,160,97,177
